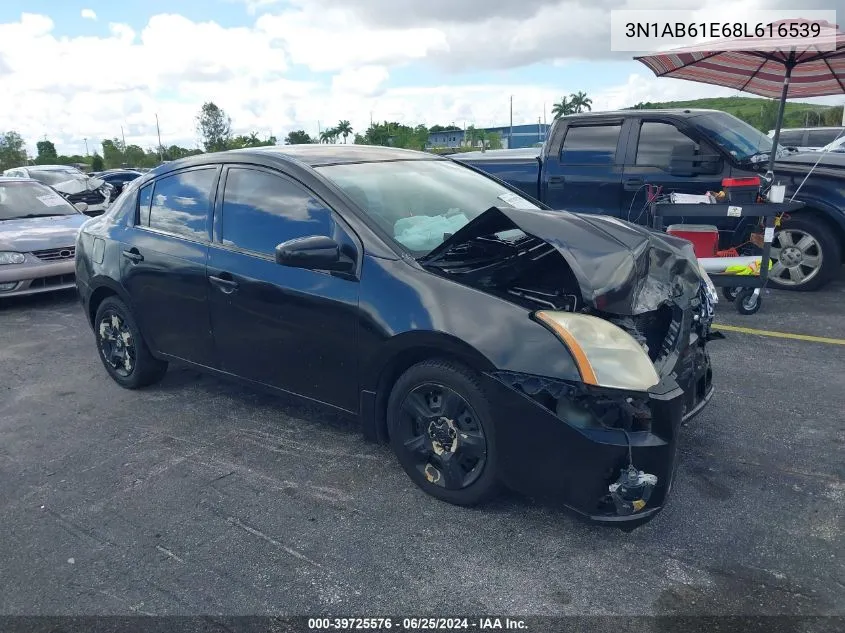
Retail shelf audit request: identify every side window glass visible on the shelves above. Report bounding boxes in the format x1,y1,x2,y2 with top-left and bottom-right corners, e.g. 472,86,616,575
148,168,216,240
560,125,621,165
808,129,841,146
138,184,152,226
636,122,698,169
778,130,803,146
220,167,334,256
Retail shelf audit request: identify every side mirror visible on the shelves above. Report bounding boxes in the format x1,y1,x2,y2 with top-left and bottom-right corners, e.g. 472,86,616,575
274,235,355,273
668,143,721,176
74,202,89,213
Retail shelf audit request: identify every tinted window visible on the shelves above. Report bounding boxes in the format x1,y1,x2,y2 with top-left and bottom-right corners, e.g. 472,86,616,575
561,125,621,165
778,130,805,146
148,168,215,240
221,168,334,256
636,122,697,168
807,129,842,147
138,184,152,226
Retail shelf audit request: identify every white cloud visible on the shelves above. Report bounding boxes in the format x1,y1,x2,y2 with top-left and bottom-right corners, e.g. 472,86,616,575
81,8,97,21
331,66,390,97
2,3,844,158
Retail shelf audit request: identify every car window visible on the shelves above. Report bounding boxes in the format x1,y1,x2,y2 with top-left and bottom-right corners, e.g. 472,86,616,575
220,167,334,256
138,183,153,226
148,168,215,241
808,129,843,147
635,122,699,168
778,130,805,146
561,125,621,165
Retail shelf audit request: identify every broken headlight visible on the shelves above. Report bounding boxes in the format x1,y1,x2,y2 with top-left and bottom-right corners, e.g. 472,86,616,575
533,311,660,392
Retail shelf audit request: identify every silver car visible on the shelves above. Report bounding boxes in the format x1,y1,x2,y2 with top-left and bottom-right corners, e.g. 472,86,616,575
0,177,90,298
2,165,112,216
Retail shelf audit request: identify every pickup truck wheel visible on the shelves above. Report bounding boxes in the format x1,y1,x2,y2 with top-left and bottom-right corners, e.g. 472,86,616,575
769,215,841,292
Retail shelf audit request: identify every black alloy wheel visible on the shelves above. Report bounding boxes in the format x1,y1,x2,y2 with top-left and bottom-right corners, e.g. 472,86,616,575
388,360,498,505
94,296,168,389
98,310,136,378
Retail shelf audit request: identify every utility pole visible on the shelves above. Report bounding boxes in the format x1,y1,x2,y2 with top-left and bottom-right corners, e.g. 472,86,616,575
121,126,126,149
509,95,513,149
83,138,89,156
155,114,163,162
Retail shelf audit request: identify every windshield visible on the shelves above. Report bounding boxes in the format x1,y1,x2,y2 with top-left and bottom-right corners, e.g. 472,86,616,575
691,112,788,162
0,180,78,220
316,159,540,255
822,135,845,152
29,170,84,185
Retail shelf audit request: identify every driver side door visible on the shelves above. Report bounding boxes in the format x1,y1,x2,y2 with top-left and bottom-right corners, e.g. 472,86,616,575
621,119,728,225
207,165,361,412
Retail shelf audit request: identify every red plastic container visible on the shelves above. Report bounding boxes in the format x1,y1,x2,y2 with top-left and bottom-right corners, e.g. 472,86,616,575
666,224,719,258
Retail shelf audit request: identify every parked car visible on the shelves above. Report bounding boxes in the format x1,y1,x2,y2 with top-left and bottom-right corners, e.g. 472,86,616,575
3,165,112,216
767,126,845,152
456,110,845,292
93,169,143,199
75,145,716,529
0,177,89,298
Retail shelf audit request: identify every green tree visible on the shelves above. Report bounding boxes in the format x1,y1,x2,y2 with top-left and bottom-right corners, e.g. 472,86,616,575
0,131,27,171
570,91,592,113
823,107,843,127
35,140,58,164
465,125,477,147
90,153,104,172
336,120,353,144
759,99,779,133
285,130,314,144
101,139,125,169
196,102,232,152
487,133,503,150
552,97,573,119
319,128,339,144
429,124,461,133
228,132,276,149
123,144,146,167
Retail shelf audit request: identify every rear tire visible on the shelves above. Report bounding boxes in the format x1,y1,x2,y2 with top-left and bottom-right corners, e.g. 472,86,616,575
387,360,499,506
769,214,841,292
94,297,167,389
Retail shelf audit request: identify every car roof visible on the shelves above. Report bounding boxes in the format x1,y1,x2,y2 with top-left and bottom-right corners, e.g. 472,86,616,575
561,108,727,119
0,176,39,183
233,144,442,167
27,165,83,171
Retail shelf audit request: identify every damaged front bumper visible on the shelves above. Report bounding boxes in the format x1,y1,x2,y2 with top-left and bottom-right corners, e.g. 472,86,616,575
485,334,713,529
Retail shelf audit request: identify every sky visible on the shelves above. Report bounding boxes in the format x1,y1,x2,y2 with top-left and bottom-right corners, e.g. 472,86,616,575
1,0,843,156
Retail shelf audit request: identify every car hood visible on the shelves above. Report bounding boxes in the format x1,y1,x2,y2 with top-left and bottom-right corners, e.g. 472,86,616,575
0,214,88,252
423,206,704,315
51,176,107,195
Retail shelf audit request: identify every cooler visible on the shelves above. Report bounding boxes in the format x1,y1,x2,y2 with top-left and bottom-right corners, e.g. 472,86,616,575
666,224,719,258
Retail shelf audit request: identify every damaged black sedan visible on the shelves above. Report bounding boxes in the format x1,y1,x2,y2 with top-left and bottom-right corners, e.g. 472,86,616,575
75,145,717,528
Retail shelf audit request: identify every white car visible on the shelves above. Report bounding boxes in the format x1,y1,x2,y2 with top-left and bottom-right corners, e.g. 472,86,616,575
2,165,112,216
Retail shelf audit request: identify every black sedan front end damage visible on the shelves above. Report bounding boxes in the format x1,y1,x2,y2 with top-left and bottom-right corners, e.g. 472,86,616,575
421,207,717,527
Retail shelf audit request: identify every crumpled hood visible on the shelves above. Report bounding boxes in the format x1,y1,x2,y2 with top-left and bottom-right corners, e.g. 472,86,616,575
0,214,88,252
51,176,106,196
424,206,704,315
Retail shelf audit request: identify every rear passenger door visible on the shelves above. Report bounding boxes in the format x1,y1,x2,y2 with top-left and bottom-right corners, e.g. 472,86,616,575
207,165,360,412
541,121,625,216
122,166,219,367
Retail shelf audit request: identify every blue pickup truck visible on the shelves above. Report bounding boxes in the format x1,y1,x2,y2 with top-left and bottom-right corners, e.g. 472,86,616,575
455,109,845,291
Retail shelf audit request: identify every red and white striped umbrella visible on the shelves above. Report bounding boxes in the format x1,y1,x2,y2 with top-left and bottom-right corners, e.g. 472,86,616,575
635,19,845,99
635,19,845,172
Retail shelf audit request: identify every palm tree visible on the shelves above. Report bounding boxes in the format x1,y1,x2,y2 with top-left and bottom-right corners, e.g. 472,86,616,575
570,91,593,113
336,120,353,144
320,128,338,144
551,97,573,120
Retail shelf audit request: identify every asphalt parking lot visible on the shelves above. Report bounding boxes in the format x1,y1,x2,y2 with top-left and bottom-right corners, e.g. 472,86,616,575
1,279,843,617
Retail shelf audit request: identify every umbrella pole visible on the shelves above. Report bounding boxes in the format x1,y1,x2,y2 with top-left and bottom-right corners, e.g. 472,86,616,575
766,60,795,181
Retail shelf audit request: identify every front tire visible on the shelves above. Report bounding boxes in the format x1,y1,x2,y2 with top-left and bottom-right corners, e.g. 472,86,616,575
387,360,499,506
769,214,842,291
94,297,168,389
